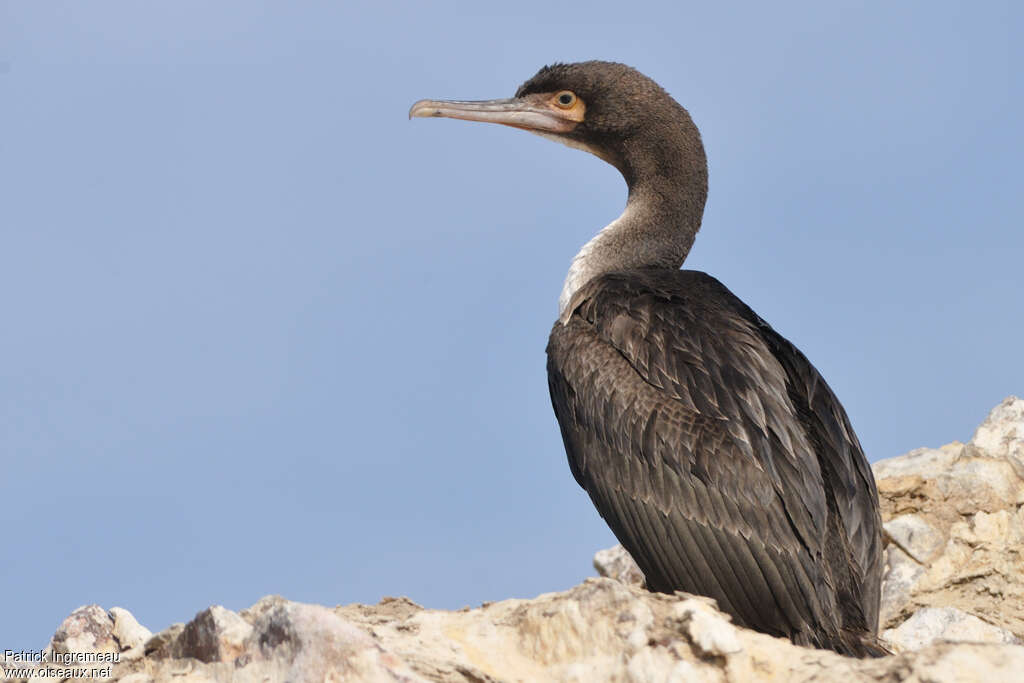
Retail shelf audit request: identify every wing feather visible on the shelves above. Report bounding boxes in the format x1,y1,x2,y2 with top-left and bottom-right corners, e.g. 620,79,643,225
547,268,883,648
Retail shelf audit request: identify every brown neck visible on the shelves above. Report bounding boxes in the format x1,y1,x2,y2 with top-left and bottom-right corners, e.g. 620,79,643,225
559,113,708,318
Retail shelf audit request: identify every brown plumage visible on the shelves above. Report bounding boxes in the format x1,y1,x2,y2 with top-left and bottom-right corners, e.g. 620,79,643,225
411,61,886,657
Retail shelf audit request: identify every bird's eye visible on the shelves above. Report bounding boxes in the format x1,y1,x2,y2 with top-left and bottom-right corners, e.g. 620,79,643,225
554,91,577,109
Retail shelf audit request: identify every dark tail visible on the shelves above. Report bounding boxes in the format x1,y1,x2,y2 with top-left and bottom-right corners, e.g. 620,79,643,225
794,628,891,658
835,630,892,658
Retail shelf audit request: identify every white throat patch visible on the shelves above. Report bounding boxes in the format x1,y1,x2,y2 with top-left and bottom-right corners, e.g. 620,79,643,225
558,204,634,320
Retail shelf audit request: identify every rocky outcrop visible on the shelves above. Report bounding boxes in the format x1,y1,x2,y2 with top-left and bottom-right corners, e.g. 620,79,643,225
875,396,1024,649
17,582,1024,683
12,397,1024,682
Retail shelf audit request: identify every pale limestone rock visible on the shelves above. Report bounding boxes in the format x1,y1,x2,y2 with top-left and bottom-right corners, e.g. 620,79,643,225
884,514,945,564
882,607,1022,652
116,674,154,683
874,397,1024,639
969,395,1024,479
941,457,1024,510
625,647,702,683
879,545,926,627
872,444,961,480
893,643,1024,683
328,579,773,682
143,623,184,658
242,598,427,682
673,596,742,656
109,607,152,660
174,605,252,663
593,543,645,587
50,604,118,654
38,582,1024,683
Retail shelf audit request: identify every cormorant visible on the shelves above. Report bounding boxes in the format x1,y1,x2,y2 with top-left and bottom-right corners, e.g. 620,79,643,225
410,61,885,657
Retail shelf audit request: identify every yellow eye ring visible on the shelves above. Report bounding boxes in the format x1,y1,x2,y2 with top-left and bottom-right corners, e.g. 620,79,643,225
554,91,577,109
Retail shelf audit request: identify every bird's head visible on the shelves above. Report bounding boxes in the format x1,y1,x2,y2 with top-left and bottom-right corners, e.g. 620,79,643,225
410,61,701,180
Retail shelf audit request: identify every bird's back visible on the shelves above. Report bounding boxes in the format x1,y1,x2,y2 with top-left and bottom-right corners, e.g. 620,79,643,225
547,268,884,656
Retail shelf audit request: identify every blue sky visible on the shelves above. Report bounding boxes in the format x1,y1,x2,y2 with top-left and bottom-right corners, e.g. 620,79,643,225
2,1,1020,649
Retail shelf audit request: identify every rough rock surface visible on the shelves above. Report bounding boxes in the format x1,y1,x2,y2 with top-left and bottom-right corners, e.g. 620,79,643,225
19,582,1024,683
49,605,119,656
593,544,646,588
875,396,1024,645
15,397,1024,682
883,607,1020,652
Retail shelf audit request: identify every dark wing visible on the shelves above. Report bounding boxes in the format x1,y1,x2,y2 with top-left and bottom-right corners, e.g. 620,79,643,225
547,268,882,651
753,314,883,633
